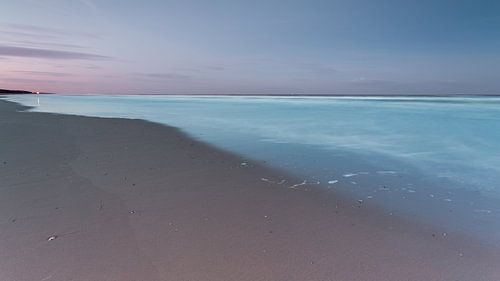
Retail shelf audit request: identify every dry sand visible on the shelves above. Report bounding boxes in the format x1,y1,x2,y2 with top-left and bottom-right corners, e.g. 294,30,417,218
1,98,499,281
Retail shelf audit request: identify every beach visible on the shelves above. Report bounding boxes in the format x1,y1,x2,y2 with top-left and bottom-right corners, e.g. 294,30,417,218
1,98,499,281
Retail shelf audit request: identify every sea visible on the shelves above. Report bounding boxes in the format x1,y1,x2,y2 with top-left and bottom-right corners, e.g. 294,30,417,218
7,94,500,246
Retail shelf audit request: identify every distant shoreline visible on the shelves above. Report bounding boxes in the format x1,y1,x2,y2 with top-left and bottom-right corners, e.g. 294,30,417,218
0,88,54,95
2,90,499,98
0,89,33,95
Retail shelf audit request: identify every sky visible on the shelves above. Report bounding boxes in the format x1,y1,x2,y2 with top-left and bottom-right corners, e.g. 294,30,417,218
1,0,499,95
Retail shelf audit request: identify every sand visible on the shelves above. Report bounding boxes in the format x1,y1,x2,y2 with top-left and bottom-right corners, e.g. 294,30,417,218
1,98,499,281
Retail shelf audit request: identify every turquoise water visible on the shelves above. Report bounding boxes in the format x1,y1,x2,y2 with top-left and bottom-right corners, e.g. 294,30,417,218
7,94,500,244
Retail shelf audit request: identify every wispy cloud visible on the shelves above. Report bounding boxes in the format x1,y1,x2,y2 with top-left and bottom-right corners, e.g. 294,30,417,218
0,45,110,60
0,77,58,84
6,40,86,50
203,65,226,71
1,22,102,39
0,22,105,63
133,72,192,80
12,70,73,77
0,30,59,40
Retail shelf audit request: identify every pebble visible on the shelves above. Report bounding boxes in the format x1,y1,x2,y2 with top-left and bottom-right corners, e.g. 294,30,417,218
47,235,58,241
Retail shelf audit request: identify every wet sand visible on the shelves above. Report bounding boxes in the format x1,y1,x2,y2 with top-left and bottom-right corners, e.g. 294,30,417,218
1,98,499,281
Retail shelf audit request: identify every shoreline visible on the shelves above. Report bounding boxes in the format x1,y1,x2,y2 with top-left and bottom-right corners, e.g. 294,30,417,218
4,94,500,99
1,98,499,281
3,92,500,97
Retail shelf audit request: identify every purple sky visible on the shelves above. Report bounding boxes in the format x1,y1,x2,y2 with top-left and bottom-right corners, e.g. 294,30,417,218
1,0,499,95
